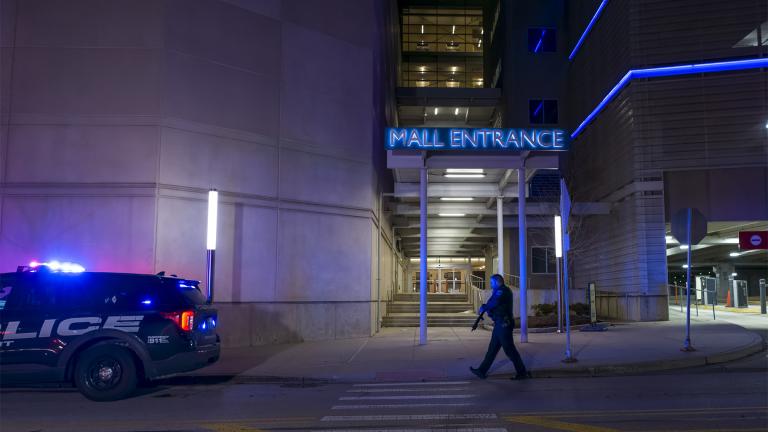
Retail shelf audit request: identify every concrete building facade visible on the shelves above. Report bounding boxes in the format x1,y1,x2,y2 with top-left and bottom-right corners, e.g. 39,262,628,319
1,0,766,345
0,0,402,346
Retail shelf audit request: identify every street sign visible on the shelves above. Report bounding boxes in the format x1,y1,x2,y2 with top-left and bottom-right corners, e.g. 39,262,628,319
671,208,707,245
739,231,768,250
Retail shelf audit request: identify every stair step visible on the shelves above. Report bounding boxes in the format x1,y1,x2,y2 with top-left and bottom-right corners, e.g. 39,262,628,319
393,294,470,303
387,303,474,313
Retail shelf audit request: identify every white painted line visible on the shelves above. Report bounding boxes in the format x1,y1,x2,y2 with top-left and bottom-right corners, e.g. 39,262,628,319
339,394,475,401
347,338,369,363
331,402,474,410
347,387,469,393
311,429,506,432
353,381,471,387
321,414,498,422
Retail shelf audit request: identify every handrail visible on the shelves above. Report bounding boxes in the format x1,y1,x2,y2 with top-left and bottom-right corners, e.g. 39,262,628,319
504,273,520,289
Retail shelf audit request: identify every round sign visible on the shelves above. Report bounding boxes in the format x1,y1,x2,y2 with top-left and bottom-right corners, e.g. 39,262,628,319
751,234,763,247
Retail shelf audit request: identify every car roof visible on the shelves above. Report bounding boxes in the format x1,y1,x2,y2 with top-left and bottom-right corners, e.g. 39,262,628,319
1,271,198,284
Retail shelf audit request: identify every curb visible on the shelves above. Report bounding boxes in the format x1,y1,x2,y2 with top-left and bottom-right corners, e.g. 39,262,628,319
497,334,767,380
187,336,766,385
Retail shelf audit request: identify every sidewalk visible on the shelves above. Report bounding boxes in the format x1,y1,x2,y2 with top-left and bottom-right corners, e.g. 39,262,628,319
189,310,766,383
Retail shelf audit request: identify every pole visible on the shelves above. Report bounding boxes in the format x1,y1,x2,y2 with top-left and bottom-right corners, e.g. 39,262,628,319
562,227,574,362
497,196,504,275
206,249,215,303
560,182,575,363
517,168,528,343
760,279,766,314
419,165,428,345
377,191,382,332
683,208,695,351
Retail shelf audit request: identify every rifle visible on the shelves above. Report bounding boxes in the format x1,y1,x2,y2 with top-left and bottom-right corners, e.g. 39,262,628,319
471,312,486,331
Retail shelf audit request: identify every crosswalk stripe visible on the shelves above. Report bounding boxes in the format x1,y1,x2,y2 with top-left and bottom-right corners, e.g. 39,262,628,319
353,381,471,387
347,387,469,393
340,394,475,400
331,403,474,410
321,414,498,421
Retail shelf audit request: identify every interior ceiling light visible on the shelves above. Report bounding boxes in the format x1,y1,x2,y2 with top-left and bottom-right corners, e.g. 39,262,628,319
445,174,486,178
452,25,456,34
454,107,459,115
729,252,740,257
421,24,424,34
434,107,438,115
440,197,473,201
446,168,483,173
439,213,466,217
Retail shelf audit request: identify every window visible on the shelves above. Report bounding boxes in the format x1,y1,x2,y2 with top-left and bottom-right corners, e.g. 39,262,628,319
529,100,558,124
532,247,557,274
528,28,556,53
0,274,84,311
0,275,16,310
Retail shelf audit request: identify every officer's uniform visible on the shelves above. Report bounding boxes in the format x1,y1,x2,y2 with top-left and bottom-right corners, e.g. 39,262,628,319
476,284,528,377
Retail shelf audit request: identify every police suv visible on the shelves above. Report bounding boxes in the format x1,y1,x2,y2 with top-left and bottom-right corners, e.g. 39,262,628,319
0,262,220,401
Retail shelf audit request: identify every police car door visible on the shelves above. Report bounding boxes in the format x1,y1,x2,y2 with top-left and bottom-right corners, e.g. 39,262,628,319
0,273,53,366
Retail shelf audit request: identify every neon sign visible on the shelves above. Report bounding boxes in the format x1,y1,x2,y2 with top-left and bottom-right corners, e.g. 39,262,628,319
386,128,569,151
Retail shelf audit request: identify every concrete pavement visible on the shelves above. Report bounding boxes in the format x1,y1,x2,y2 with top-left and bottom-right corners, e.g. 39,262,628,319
189,310,766,383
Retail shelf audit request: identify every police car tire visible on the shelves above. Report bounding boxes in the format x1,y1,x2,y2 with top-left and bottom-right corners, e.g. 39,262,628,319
74,344,138,402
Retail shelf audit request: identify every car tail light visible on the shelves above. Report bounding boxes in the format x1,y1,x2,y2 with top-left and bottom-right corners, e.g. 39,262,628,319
161,310,195,331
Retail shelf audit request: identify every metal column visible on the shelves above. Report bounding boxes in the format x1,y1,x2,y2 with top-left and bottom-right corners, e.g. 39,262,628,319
419,166,428,345
517,168,528,343
497,196,504,275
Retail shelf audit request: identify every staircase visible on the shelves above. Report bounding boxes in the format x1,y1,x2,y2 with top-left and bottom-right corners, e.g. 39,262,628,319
382,292,478,327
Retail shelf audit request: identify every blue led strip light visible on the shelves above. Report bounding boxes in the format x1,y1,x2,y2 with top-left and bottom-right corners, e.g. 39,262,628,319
534,30,546,53
571,57,768,139
569,0,609,61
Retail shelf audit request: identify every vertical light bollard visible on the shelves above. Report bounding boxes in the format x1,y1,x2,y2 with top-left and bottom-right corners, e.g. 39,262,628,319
206,189,218,304
554,215,563,333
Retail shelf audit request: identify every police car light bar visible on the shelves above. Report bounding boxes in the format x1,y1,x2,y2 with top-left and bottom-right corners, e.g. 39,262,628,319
22,260,86,273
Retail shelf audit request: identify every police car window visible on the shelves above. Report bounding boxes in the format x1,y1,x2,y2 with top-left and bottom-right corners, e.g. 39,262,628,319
19,276,93,311
0,275,15,310
178,282,207,305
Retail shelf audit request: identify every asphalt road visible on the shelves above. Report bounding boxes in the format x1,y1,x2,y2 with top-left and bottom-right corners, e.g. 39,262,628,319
1,311,766,432
1,351,766,432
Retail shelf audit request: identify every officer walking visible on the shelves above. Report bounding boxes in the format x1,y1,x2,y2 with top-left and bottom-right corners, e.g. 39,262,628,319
470,274,531,380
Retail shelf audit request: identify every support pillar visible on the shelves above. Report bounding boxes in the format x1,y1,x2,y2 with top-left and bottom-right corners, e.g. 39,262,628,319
517,168,528,343
419,166,428,345
497,196,504,275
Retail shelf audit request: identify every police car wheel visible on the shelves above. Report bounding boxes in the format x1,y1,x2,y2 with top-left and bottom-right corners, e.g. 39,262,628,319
74,344,138,401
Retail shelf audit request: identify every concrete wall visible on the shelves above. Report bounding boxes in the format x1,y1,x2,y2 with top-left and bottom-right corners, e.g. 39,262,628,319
500,0,568,127
564,0,767,321
0,0,395,346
